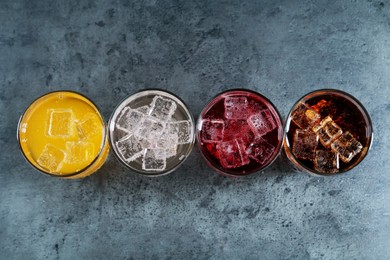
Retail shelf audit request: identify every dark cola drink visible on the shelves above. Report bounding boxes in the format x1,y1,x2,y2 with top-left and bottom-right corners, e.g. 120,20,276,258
284,89,373,175
197,89,283,176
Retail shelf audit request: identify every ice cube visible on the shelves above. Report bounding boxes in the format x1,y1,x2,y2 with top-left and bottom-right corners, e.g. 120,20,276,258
167,120,193,144
248,99,265,113
156,130,179,159
331,131,363,163
201,119,225,143
312,116,342,147
314,150,339,174
47,109,75,137
76,113,101,139
65,141,95,163
337,131,354,144
224,97,248,119
217,138,250,169
37,144,65,173
164,145,177,158
136,105,150,115
246,137,275,165
142,149,166,171
291,102,321,130
116,135,144,162
157,137,177,158
134,116,165,140
247,109,277,137
149,96,177,121
292,129,318,160
116,107,144,134
223,120,254,145
157,134,178,149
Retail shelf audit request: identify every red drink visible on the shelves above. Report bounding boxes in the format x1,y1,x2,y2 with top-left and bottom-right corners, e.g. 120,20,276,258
284,89,373,175
196,89,283,176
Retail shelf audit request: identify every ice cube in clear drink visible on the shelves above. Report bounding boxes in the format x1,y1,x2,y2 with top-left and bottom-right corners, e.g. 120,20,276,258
142,149,166,171
136,105,150,115
314,150,339,174
168,120,193,144
291,102,321,130
47,109,75,137
116,135,144,162
201,119,225,143
134,116,165,140
292,129,318,160
247,110,277,137
246,137,275,165
37,144,65,172
157,133,178,158
224,97,248,119
149,96,177,121
116,107,144,134
217,138,250,169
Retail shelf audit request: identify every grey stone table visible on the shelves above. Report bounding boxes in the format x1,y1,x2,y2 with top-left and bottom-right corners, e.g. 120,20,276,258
1,0,389,259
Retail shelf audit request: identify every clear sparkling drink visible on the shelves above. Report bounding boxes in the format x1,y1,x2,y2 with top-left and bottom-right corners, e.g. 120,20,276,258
284,89,373,175
196,89,283,176
109,90,195,176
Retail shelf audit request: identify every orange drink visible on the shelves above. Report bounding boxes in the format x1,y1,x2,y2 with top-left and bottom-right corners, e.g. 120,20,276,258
18,91,109,178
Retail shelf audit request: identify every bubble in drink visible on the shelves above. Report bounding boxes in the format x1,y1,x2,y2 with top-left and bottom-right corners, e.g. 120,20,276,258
314,150,339,174
37,144,65,172
292,129,318,160
247,110,277,137
47,109,75,137
149,96,177,121
142,148,166,171
224,97,248,119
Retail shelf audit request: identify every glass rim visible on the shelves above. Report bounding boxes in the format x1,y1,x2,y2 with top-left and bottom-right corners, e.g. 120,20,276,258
196,88,284,177
108,88,195,177
283,88,374,176
17,90,108,178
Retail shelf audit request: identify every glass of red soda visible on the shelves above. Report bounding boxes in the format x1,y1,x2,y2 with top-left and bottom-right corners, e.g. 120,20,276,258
196,89,283,176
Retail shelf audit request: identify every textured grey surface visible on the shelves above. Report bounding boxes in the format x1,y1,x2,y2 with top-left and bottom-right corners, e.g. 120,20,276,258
1,0,389,259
